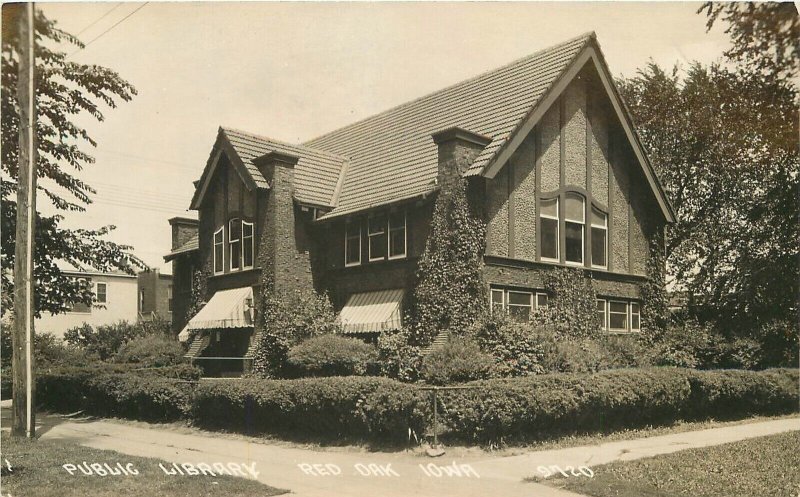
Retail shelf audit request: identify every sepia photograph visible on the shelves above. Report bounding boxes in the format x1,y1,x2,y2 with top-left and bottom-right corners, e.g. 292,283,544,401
0,1,798,496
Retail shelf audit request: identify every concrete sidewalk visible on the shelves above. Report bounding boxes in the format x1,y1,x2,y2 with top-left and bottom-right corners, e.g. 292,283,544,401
4,404,799,497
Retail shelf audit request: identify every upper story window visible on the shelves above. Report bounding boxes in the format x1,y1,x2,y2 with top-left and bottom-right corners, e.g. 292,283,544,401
213,227,224,274
242,220,254,268
96,282,107,303
368,214,387,261
540,198,559,261
229,218,242,270
490,287,549,322
345,220,361,266
388,211,407,259
591,206,608,269
168,284,173,312
564,193,585,265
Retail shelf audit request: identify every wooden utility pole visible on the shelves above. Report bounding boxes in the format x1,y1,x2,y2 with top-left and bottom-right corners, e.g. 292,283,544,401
12,1,37,439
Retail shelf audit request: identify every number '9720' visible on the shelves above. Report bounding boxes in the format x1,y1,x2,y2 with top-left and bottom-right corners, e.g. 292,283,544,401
537,465,594,478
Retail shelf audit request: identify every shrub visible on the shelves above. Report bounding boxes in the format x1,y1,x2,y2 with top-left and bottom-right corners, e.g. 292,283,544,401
287,335,377,377
1,324,93,368
421,338,493,385
253,289,340,377
437,368,798,444
471,314,553,377
63,321,147,360
651,320,715,368
757,319,798,368
376,328,422,383
115,334,185,367
192,376,427,443
536,267,599,339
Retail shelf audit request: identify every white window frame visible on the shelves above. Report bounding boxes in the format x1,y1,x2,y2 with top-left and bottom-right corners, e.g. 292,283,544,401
229,218,242,271
596,298,608,331
489,287,548,319
388,211,407,260
540,197,560,262
564,193,585,266
630,302,641,331
535,292,549,309
490,288,505,312
213,226,225,275
608,300,629,332
344,220,361,267
242,220,254,269
96,282,107,304
368,215,387,262
591,207,608,270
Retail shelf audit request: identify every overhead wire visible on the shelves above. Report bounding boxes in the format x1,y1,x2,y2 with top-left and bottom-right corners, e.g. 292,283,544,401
75,3,124,36
68,2,149,59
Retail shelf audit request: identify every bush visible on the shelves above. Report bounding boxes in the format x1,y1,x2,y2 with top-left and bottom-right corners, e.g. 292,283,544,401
758,319,799,368
287,335,377,377
1,323,93,368
63,321,147,360
472,313,552,377
421,338,493,385
115,334,185,367
192,376,427,443
438,368,799,444
376,328,422,382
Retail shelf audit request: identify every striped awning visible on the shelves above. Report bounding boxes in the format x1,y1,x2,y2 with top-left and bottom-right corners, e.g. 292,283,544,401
339,289,404,334
178,287,254,342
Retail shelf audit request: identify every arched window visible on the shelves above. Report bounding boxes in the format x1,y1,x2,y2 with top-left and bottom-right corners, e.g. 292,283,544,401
564,193,585,265
229,218,242,270
213,227,224,274
242,220,254,268
539,197,559,261
591,206,608,268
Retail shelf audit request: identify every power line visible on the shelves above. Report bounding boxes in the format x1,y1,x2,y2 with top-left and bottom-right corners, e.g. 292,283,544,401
76,3,124,36
68,2,149,58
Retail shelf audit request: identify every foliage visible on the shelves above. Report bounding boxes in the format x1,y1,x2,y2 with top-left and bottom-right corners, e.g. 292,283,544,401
438,368,798,444
286,334,377,377
114,333,185,368
758,319,799,368
1,322,95,368
471,313,551,377
185,268,209,323
640,239,669,337
699,1,799,83
409,177,487,345
63,320,147,361
1,7,141,317
252,289,340,378
421,338,493,385
375,328,423,383
618,12,799,341
535,267,599,339
192,376,427,444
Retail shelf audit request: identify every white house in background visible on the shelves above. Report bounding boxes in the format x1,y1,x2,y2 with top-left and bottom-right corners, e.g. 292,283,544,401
36,270,139,339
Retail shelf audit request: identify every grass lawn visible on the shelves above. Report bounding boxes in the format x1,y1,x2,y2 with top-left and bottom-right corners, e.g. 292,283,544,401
0,432,287,497
545,430,800,497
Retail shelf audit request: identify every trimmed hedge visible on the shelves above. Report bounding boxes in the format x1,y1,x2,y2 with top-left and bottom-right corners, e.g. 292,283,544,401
192,377,426,443
32,365,798,446
437,368,799,443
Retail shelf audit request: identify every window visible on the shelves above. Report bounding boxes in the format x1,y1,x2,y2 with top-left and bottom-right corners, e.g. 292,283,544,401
565,193,585,265
242,220,254,268
507,291,533,321
345,220,361,266
609,301,628,331
630,302,641,331
591,207,608,268
368,214,387,261
139,290,145,312
388,211,407,259
596,299,607,330
213,227,224,274
96,282,107,303
540,197,559,261
229,218,242,270
490,287,548,322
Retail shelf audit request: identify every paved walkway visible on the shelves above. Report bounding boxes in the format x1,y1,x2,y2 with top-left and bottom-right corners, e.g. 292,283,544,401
3,403,799,497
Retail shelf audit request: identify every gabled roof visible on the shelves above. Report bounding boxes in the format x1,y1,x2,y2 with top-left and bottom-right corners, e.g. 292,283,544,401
190,128,348,210
164,234,198,262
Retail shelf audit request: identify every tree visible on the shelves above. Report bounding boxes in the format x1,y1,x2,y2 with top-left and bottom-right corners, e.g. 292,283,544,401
617,5,799,337
1,7,142,317
409,178,487,345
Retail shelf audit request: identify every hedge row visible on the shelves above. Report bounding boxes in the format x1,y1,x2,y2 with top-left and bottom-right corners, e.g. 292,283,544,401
439,367,799,443
33,367,798,445
192,377,426,442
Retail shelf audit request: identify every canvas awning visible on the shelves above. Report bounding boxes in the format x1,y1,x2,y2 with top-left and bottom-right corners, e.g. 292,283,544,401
178,286,254,342
339,289,404,334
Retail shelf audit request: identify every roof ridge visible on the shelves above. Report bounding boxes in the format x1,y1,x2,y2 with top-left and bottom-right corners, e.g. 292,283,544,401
220,126,349,161
304,31,595,147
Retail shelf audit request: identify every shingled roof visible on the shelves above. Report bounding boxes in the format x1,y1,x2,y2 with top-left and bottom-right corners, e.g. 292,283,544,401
190,128,347,209
305,32,595,218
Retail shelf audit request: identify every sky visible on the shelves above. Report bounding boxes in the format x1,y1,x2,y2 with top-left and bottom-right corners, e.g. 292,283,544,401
37,1,732,274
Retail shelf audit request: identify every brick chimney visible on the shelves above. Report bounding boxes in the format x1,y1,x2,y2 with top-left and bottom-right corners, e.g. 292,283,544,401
168,217,199,250
431,127,492,191
253,151,314,294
